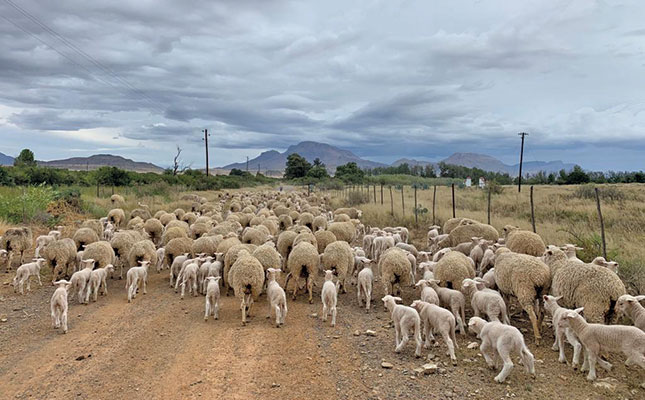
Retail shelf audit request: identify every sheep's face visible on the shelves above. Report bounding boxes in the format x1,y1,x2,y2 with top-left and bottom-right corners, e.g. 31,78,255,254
467,317,485,334
542,295,562,308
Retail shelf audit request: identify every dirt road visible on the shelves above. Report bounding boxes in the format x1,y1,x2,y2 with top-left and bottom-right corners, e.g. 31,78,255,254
1,270,643,400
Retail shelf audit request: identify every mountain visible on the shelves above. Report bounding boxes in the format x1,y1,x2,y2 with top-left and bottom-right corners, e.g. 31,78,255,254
392,158,433,167
222,141,386,173
38,154,164,173
438,152,574,175
0,152,14,166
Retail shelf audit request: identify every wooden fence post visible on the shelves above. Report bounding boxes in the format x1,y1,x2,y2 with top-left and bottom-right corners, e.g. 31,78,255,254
414,184,418,225
595,187,607,259
401,186,405,216
380,184,384,204
432,185,437,225
487,187,491,225
373,185,376,203
451,183,456,218
530,186,536,233
389,186,394,216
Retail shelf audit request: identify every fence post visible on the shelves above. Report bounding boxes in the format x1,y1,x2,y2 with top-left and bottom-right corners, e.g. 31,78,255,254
373,184,376,203
414,184,418,225
487,187,491,225
380,184,384,204
451,183,456,218
389,186,394,216
530,185,536,233
432,185,437,225
401,186,405,216
595,187,607,259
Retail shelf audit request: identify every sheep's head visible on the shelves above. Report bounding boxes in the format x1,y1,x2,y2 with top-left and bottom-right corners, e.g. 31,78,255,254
415,280,429,289
541,247,566,264
381,295,402,311
502,225,519,238
53,279,71,289
616,295,645,316
461,278,482,293
467,317,487,335
105,264,115,273
542,294,563,308
410,299,426,312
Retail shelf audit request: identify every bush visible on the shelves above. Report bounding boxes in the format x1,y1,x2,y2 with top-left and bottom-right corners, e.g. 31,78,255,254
574,185,625,202
0,185,55,224
346,191,370,206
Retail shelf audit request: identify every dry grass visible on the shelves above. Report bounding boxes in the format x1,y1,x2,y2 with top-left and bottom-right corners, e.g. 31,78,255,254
327,183,645,293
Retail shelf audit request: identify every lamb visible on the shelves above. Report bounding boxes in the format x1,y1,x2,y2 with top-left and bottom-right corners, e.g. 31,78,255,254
126,260,150,303
560,308,645,381
426,279,467,335
204,276,221,321
591,256,619,273
227,249,265,325
468,317,535,383
453,237,480,256
69,259,95,304
502,225,546,257
494,248,551,343
50,280,71,334
433,250,475,290
382,295,422,357
560,244,584,263
321,240,354,293
415,280,440,305
469,238,491,270
103,222,115,241
395,242,418,258
357,263,374,312
285,242,319,303
179,261,199,299
461,278,510,324
410,300,458,363
82,241,116,270
542,295,583,368
155,247,165,272
616,294,645,331
169,253,190,287
88,264,115,302
479,246,496,275
35,234,56,258
175,254,207,292
320,270,339,327
379,247,412,296
542,247,626,324
13,258,45,295
480,268,497,290
372,235,395,263
266,268,287,327
426,225,441,248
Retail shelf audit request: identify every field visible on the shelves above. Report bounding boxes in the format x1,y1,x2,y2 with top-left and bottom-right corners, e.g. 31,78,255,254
0,184,644,399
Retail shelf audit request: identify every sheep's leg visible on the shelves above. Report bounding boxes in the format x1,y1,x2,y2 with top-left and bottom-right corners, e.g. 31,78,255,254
37,273,42,286
61,309,68,334
624,354,645,369
494,347,514,383
330,304,336,327
395,324,409,353
241,298,247,325
414,319,422,357
365,288,371,312
307,276,313,304
357,285,362,307
93,284,99,302
322,303,328,322
169,269,174,287
85,282,92,304
274,305,281,327
102,277,108,295
143,274,148,295
267,300,272,319
556,330,567,363
51,306,58,328
394,323,401,350
180,282,186,299
586,350,598,381
214,300,219,320
281,303,286,324
524,303,542,345
441,331,457,363
204,297,211,321
480,339,495,368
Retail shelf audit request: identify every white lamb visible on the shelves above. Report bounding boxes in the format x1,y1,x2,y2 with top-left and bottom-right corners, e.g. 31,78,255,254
560,308,645,381
591,256,619,274
34,234,56,258
415,279,440,305
69,258,94,304
266,268,287,327
616,294,645,331
418,261,436,281
561,244,584,263
382,295,422,357
204,276,221,321
126,260,150,302
180,261,199,299
174,255,206,292
13,258,45,295
357,264,374,312
321,270,338,327
197,256,215,294
468,317,536,383
155,247,165,272
462,278,510,324
50,280,71,334
103,222,115,241
410,300,458,364
542,295,583,368
87,264,115,302
426,279,467,335
169,253,190,288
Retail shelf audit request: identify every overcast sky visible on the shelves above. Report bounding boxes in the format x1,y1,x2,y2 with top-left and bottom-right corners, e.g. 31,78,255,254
1,0,644,171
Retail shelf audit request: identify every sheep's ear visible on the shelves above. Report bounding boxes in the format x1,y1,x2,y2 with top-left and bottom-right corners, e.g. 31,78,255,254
634,295,645,302
555,296,563,301
542,295,549,301
393,296,403,303
574,307,584,314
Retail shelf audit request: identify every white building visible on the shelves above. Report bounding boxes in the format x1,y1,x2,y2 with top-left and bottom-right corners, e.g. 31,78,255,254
479,177,486,189
465,176,472,187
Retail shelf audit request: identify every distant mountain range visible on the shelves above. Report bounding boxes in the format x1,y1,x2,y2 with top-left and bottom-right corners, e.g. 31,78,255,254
0,152,14,166
37,154,164,173
222,141,387,173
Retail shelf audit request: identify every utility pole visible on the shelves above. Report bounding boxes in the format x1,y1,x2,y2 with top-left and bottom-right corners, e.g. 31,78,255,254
246,156,249,172
517,132,528,192
202,129,210,176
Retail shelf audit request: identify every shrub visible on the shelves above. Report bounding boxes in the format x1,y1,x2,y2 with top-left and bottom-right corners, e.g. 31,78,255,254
0,185,55,224
574,185,625,202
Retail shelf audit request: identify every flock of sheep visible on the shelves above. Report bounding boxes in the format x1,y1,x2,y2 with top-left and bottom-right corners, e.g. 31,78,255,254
1,189,644,385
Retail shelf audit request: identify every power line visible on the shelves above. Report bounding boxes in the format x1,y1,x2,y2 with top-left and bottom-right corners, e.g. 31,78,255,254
2,0,166,114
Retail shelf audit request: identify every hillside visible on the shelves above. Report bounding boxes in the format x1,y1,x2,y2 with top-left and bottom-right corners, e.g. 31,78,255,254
222,141,386,172
38,154,164,173
0,152,14,166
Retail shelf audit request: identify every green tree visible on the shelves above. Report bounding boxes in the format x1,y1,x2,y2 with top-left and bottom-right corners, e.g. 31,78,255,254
335,162,365,183
566,165,590,184
93,166,131,186
14,149,36,167
284,153,311,179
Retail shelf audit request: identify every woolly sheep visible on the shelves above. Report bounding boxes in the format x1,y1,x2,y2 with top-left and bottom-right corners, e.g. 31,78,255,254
433,250,475,290
223,244,257,293
111,231,143,278
494,248,551,343
130,208,152,221
411,300,458,363
298,212,315,231
327,221,356,244
293,231,317,249
192,236,219,257
127,240,157,270
462,278,510,324
126,260,150,302
43,238,77,282
81,240,115,270
542,295,583,368
159,212,177,226
266,268,287,327
164,237,194,275
443,218,475,234
110,194,125,206
242,226,269,245
35,234,56,258
0,227,33,270
468,317,535,383
278,214,293,230
502,225,546,257
439,222,499,249
616,294,645,331
312,215,327,232
81,219,104,238
382,295,422,357
13,258,45,295
50,280,71,333
276,230,297,267
542,247,626,324
144,218,164,245
560,308,645,381
107,208,126,228
285,242,319,303
204,276,221,321
357,263,374,312
165,220,191,234
379,248,412,296
321,241,353,293
228,249,265,325
216,235,242,257
252,243,282,272
314,230,336,255
88,264,115,302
